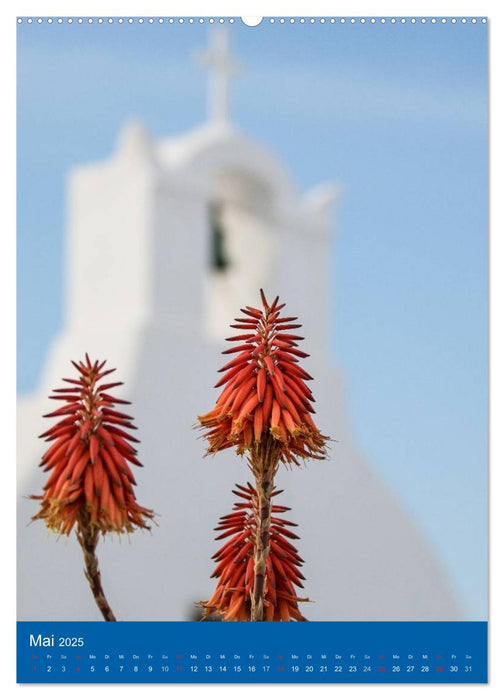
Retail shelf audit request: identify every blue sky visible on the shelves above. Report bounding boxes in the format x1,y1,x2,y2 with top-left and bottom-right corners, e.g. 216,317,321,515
17,18,487,617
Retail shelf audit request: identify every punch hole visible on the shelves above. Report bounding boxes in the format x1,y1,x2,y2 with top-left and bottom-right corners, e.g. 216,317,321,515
241,17,263,27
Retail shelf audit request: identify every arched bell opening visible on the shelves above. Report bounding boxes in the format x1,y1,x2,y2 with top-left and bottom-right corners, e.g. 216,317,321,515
205,168,276,341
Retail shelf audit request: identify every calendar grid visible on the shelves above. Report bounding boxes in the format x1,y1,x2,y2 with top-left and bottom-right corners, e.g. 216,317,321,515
17,621,487,684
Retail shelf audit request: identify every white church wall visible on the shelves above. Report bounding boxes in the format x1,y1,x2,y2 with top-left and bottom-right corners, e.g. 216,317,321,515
151,172,209,333
66,143,156,334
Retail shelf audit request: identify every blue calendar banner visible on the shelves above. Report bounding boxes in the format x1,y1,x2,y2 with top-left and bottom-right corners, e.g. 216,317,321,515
17,621,487,683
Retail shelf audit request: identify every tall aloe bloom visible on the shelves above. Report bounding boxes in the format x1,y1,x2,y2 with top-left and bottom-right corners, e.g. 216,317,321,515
202,483,308,621
198,291,328,621
31,355,153,621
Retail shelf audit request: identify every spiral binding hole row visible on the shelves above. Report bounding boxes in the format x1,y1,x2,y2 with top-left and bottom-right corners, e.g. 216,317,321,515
17,17,488,26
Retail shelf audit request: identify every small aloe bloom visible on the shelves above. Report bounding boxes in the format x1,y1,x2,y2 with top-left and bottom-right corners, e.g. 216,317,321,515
202,483,308,622
32,355,152,535
198,291,329,622
31,355,153,620
198,289,327,466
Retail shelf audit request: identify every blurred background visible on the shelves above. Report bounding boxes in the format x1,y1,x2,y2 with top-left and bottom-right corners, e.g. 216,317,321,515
17,17,487,621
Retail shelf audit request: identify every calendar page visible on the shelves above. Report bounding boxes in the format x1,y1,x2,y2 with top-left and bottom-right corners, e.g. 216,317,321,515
16,13,488,684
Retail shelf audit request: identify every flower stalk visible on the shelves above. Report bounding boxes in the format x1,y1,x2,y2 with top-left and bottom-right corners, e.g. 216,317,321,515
249,435,279,621
76,509,116,621
31,355,153,621
198,290,329,621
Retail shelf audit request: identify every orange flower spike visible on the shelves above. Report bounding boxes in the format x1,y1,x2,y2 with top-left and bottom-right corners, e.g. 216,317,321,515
32,355,153,537
201,485,308,622
31,356,155,622
198,290,328,464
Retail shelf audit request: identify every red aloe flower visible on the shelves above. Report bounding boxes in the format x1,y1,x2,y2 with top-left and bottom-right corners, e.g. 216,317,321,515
32,355,153,536
202,483,308,622
198,289,328,465
31,355,153,621
198,291,330,621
